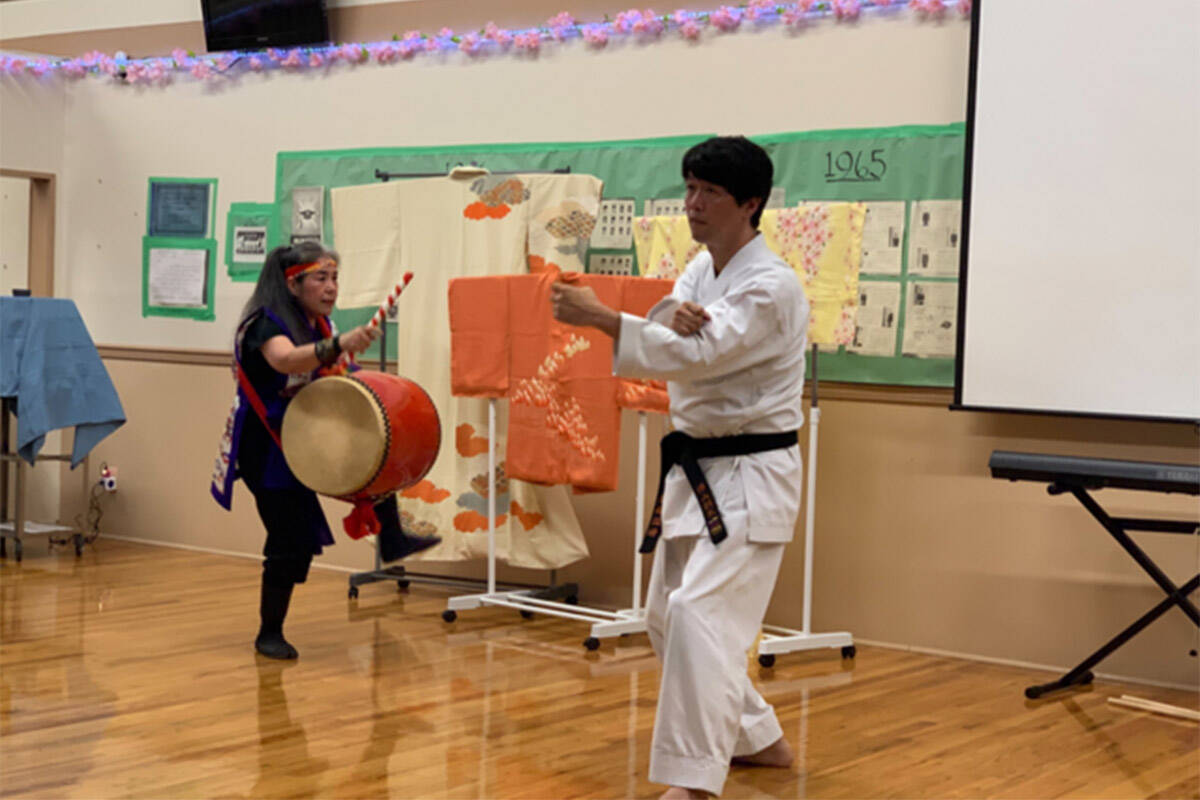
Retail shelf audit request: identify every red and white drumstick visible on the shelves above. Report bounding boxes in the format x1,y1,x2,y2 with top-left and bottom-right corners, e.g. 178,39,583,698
368,271,414,330
343,271,414,367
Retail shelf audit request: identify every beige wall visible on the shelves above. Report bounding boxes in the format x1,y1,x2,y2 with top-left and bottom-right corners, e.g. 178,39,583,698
44,14,969,350
72,356,1200,688
1,1,706,57
1,175,31,294
0,77,66,295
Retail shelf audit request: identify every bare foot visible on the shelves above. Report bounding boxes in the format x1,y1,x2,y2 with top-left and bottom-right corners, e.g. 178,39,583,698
659,787,711,799
731,736,794,767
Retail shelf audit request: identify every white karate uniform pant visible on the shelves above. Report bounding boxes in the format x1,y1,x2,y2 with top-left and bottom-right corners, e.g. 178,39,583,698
645,521,787,796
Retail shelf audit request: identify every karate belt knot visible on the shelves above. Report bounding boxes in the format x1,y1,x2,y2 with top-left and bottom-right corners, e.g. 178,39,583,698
640,430,799,553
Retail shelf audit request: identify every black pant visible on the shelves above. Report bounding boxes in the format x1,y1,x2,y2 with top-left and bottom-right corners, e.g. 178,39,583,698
248,485,409,585
242,438,408,584
250,488,322,587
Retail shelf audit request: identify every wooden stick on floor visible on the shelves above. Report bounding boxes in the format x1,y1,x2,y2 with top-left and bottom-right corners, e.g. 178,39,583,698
1107,695,1200,722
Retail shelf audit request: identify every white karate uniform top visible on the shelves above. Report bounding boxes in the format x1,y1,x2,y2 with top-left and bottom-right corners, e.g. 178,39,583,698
614,233,809,796
616,233,808,544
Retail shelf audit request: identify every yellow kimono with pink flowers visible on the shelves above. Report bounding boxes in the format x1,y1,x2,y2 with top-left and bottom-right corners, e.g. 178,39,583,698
632,202,865,345
760,202,865,345
632,215,705,280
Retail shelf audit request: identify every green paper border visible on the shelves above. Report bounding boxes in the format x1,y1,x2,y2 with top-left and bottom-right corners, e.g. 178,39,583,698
224,201,274,282
271,132,717,255
146,176,219,238
753,122,965,144
142,236,217,321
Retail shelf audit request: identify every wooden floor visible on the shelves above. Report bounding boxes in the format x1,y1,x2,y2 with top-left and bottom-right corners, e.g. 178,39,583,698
1,539,1196,799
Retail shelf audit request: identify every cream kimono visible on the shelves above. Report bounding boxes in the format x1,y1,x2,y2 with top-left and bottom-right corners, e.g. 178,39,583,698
615,234,809,796
331,168,603,569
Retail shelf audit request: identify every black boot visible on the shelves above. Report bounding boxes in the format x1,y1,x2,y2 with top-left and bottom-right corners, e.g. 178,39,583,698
375,495,441,563
255,581,298,660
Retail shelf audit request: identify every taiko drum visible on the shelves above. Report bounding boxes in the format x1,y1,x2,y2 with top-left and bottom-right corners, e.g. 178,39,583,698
281,371,440,501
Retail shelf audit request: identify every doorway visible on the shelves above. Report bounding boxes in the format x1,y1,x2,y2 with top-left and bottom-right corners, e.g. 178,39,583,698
0,168,54,297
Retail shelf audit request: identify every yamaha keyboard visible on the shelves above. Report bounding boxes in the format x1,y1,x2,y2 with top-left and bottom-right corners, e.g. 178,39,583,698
989,451,1200,495
988,450,1199,699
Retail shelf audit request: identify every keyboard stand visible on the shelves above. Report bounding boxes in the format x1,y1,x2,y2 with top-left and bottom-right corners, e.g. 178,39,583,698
1023,482,1199,699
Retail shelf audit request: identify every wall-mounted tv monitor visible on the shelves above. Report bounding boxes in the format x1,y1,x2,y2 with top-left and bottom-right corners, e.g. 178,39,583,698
201,0,330,53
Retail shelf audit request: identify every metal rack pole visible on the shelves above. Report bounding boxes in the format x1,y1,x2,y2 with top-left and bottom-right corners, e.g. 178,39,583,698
757,344,856,666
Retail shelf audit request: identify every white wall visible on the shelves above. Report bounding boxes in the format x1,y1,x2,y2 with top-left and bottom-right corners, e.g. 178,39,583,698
55,16,969,348
0,74,67,292
1,175,30,294
0,76,65,180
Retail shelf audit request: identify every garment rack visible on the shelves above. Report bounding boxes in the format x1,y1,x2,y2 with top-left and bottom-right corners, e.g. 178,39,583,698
442,399,650,651
440,347,852,656
347,169,577,605
375,164,571,182
396,158,642,641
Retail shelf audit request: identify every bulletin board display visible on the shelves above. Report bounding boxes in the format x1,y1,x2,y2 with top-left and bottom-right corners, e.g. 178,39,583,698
224,202,275,282
271,124,964,386
142,236,217,321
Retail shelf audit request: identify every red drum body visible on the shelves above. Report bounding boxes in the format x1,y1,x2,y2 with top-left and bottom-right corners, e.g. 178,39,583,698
281,371,440,502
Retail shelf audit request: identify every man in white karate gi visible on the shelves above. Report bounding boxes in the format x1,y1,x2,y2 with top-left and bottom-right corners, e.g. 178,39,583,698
551,136,807,799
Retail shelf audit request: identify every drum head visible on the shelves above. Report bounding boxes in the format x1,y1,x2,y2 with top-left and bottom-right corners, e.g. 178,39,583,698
281,376,386,497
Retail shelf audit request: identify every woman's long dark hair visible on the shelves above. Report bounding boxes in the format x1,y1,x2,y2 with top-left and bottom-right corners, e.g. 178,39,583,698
238,241,337,346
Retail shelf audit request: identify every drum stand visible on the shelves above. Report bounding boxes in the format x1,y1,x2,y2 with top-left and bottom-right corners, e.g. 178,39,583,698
347,323,580,603
443,401,653,651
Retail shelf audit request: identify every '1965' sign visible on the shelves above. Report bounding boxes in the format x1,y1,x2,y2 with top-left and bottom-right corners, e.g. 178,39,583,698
824,148,887,183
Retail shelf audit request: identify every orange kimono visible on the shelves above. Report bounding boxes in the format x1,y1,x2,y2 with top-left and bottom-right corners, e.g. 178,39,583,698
449,272,673,492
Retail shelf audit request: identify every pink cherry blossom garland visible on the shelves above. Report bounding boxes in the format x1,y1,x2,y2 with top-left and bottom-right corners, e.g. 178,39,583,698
0,0,969,84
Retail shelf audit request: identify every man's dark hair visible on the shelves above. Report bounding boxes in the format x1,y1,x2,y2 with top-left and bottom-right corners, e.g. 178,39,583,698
681,136,773,228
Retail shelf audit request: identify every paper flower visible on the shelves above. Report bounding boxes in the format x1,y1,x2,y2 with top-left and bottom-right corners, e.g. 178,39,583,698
147,61,169,83
833,0,861,20
484,21,514,46
781,7,805,26
746,0,776,22
458,33,482,54
2,0,971,88
581,23,611,46
547,11,576,40
514,31,542,51
909,0,947,17
636,9,666,35
710,5,742,31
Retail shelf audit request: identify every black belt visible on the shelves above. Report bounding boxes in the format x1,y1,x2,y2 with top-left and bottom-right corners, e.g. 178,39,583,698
640,430,799,553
